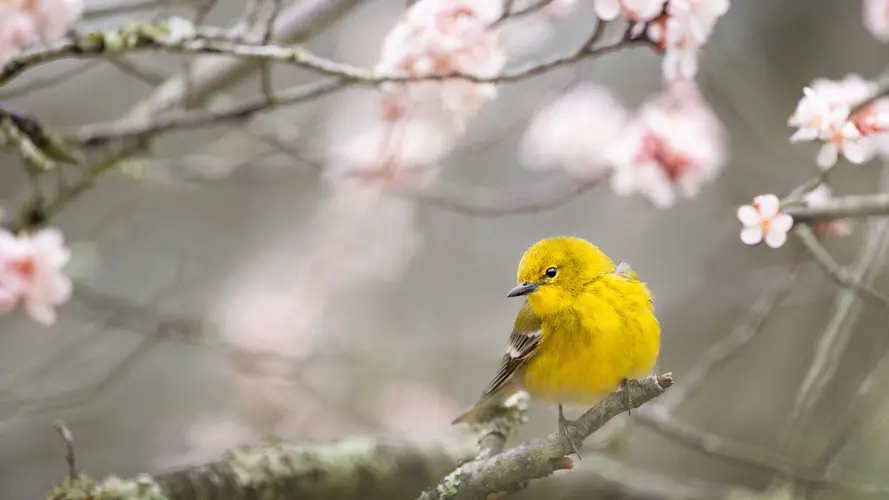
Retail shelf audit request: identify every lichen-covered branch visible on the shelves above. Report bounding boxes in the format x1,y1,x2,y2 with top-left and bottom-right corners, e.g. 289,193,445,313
46,438,473,500
46,393,530,500
418,373,673,500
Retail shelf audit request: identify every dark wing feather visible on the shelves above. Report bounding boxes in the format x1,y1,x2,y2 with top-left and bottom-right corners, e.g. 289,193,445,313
482,301,542,397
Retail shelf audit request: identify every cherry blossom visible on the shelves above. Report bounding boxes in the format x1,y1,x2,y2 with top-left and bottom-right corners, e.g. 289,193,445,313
521,84,629,178
803,184,854,237
809,74,877,108
0,0,83,64
737,194,794,249
655,0,730,80
608,81,727,208
0,228,73,325
788,77,888,168
816,121,868,168
864,0,889,42
788,87,850,142
375,0,506,132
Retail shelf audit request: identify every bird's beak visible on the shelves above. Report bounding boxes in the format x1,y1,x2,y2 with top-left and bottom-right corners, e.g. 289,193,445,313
507,281,538,297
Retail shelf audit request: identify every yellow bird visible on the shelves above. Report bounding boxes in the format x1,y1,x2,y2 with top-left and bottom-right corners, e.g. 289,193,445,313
452,236,660,454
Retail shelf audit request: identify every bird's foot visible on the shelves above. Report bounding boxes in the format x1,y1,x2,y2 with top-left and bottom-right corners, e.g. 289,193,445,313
620,378,635,416
557,404,583,460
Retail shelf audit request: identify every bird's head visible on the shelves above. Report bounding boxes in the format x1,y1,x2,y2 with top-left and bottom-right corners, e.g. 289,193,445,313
508,236,614,315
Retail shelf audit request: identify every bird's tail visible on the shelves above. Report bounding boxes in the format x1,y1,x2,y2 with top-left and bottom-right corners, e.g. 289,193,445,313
451,381,523,425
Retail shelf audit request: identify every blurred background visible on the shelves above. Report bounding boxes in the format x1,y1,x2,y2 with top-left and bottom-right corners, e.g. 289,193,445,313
1,0,888,498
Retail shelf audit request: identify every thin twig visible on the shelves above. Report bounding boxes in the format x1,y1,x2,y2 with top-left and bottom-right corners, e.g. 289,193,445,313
781,184,889,451
52,419,77,479
650,258,804,411
795,224,889,309
635,408,889,495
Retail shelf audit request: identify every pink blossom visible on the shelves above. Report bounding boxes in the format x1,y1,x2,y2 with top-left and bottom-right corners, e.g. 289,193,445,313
788,78,885,167
788,87,850,142
0,228,72,325
521,84,629,178
737,194,794,248
608,81,727,208
809,74,877,109
657,0,729,79
375,0,506,131
816,121,868,168
0,0,82,64
864,0,889,42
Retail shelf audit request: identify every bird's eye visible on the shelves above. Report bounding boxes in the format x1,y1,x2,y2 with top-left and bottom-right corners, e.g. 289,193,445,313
545,267,557,278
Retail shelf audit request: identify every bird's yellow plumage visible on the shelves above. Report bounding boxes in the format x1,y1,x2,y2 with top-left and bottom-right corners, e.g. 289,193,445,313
452,236,660,451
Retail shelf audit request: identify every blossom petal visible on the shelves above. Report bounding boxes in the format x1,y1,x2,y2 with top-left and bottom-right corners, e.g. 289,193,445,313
754,194,780,218
593,0,621,20
816,143,839,169
740,227,763,245
771,213,794,233
764,228,788,248
25,298,56,326
737,205,759,227
790,127,819,142
841,121,862,139
843,141,870,164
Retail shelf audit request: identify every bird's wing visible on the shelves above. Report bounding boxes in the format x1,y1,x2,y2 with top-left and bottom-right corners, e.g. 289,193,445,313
481,301,542,397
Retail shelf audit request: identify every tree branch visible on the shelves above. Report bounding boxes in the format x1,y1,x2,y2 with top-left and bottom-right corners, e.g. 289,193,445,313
418,373,673,500
784,193,889,221
794,224,889,309
2,17,641,91
47,391,530,500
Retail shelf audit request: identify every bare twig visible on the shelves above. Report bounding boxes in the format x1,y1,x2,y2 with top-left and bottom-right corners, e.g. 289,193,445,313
785,193,889,221
635,408,889,495
781,187,889,450
399,173,606,216
795,224,889,309
0,19,641,90
53,420,77,479
651,259,804,411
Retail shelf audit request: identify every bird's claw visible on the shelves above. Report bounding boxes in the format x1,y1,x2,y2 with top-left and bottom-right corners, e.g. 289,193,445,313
558,404,583,460
621,378,634,416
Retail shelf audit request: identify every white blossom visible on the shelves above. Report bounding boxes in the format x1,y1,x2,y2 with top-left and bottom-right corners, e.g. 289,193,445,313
737,194,794,248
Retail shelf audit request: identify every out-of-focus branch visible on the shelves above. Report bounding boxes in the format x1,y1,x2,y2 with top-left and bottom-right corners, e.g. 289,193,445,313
400,174,606,216
785,193,889,221
7,0,363,231
130,0,364,117
635,408,889,495
651,259,804,411
418,374,672,500
782,188,889,447
2,18,640,93
49,393,529,500
794,224,889,309
71,77,343,145
559,453,761,500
